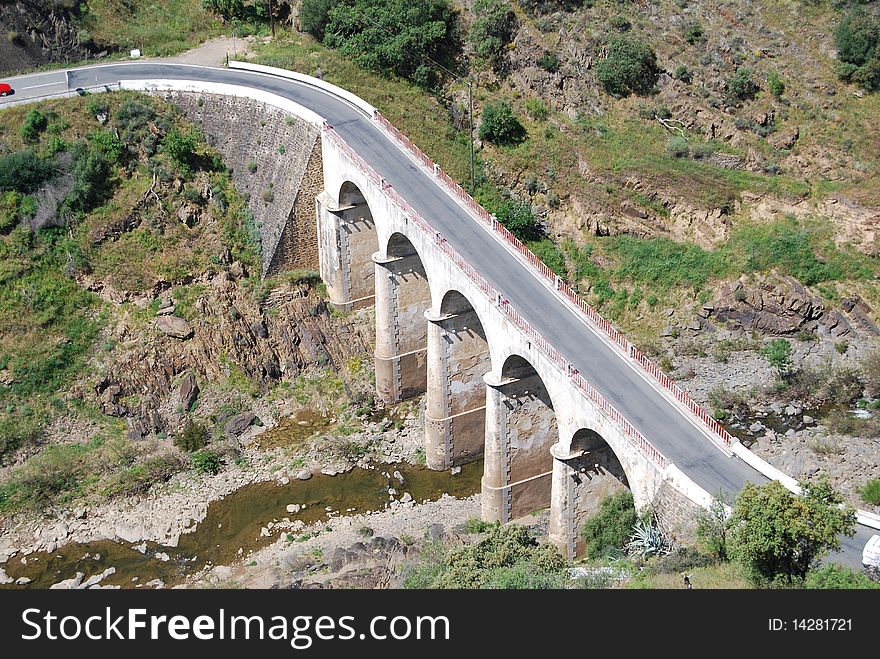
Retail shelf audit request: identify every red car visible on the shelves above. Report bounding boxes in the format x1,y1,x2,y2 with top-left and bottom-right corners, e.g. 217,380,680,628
0,83,12,97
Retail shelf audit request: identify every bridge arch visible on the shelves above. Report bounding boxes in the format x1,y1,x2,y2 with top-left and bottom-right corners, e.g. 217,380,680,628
373,232,432,404
318,180,379,310
482,353,559,525
424,289,492,469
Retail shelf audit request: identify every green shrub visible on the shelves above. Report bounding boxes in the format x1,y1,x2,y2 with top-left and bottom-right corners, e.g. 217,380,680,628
835,7,880,89
469,0,516,71
161,127,198,172
538,51,560,72
609,14,630,32
804,564,879,589
88,130,125,163
666,135,689,158
760,338,793,375
726,67,760,102
20,109,48,143
60,143,112,218
527,238,565,276
299,0,337,40
102,454,184,498
862,479,880,506
525,97,549,120
728,479,856,585
673,64,692,82
0,150,55,193
767,70,785,97
191,449,222,474
322,0,457,86
174,420,209,452
478,100,526,145
580,490,638,559
682,20,704,45
596,35,659,96
496,198,540,240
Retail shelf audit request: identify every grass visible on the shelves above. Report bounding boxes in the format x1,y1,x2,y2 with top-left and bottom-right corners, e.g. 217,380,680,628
78,0,225,57
861,479,880,506
626,561,751,589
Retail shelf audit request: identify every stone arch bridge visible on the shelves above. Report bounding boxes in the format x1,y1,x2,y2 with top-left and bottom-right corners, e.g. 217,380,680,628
4,61,876,562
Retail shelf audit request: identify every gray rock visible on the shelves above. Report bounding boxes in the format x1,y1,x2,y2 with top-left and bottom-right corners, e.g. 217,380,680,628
400,492,413,504
156,316,193,340
450,466,462,476
15,577,31,585
286,504,301,514
802,415,815,425
426,524,445,541
177,372,199,411
784,405,798,416
748,422,765,433
250,321,268,339
80,567,116,588
50,572,84,589
321,466,340,476
224,412,257,438
296,469,313,481
0,568,12,585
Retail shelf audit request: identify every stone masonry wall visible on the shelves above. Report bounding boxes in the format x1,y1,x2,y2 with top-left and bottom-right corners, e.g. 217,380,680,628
159,92,320,276
651,480,703,546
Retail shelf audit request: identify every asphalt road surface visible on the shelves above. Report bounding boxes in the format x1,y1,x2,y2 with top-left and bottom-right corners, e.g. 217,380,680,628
1,62,875,569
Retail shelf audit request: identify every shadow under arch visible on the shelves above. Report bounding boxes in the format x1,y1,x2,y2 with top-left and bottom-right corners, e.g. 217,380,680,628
373,231,431,403
334,180,378,308
424,289,492,469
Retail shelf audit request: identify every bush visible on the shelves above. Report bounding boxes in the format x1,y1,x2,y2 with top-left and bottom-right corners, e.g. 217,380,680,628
666,135,689,158
767,70,785,97
728,479,856,585
835,7,880,89
609,14,630,32
404,524,567,589
648,546,716,575
760,338,793,375
538,51,560,72
804,564,879,589
0,150,55,193
862,479,880,506
299,0,337,40
88,130,125,163
682,20,704,45
469,0,516,71
580,490,638,559
496,198,540,240
322,0,457,87
673,64,692,83
525,97,549,120
161,128,198,172
174,420,209,452
191,449,222,474
20,109,48,143
596,35,659,97
726,67,760,102
60,143,112,218
478,100,526,145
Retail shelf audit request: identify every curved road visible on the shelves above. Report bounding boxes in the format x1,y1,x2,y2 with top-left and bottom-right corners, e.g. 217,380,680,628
1,63,874,568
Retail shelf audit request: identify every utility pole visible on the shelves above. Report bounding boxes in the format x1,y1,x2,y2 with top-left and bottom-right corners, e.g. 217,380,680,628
268,0,275,38
468,78,475,193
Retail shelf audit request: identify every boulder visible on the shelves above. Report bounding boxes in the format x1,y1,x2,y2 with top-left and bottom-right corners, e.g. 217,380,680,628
224,412,257,438
155,316,193,340
176,372,199,411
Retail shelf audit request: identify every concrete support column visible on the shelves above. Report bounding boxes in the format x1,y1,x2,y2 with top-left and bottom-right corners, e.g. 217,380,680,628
481,372,510,523
374,252,401,404
549,443,581,559
373,250,430,405
424,307,489,471
316,193,348,310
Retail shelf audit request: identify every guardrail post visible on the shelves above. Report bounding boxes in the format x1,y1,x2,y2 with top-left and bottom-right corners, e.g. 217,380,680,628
433,163,441,176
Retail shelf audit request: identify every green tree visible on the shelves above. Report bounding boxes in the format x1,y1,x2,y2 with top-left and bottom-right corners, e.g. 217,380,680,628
0,150,55,193
804,564,879,589
469,0,516,71
726,67,760,102
322,0,457,87
596,35,659,97
835,8,880,69
60,144,111,218
696,491,732,561
174,420,209,452
496,198,540,240
580,490,638,559
761,338,793,376
161,128,198,172
727,479,856,585
478,99,526,145
299,0,337,39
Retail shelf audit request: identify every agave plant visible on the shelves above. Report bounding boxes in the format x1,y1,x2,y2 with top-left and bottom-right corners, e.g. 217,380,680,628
627,519,671,557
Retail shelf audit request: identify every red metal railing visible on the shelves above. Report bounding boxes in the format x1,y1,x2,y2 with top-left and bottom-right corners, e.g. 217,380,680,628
324,122,669,469
370,111,733,450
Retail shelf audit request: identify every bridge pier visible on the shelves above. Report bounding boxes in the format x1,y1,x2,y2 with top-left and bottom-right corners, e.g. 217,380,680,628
481,368,557,524
423,301,490,470
316,189,377,311
372,244,430,405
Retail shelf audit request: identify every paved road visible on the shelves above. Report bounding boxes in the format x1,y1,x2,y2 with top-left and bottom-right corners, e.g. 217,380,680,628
1,63,874,568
